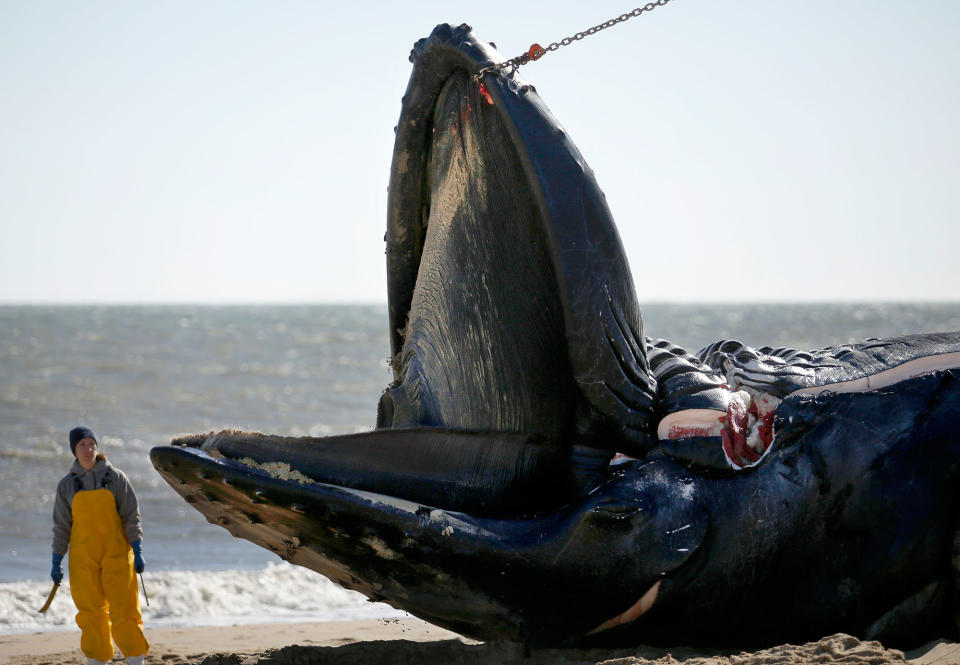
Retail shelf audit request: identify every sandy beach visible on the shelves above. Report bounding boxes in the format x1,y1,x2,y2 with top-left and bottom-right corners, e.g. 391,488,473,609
2,619,958,665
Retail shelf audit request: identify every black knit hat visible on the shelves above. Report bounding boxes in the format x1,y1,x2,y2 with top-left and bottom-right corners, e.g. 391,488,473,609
69,426,97,456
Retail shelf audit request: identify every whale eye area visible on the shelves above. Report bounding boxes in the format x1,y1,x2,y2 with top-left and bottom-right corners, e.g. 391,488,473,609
588,496,646,524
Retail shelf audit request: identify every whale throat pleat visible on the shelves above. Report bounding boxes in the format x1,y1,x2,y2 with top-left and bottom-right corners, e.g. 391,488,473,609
391,70,575,439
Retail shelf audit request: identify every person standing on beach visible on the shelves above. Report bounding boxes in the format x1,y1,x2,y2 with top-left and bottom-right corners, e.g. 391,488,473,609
51,426,150,665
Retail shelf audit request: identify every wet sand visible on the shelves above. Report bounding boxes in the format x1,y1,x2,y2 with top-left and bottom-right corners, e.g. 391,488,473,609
1,619,958,665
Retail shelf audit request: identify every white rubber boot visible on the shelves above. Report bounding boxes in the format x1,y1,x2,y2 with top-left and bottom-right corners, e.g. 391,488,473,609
126,657,145,665
87,660,109,665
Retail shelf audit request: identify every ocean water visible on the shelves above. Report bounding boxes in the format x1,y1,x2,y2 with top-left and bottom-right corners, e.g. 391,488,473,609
2,303,959,634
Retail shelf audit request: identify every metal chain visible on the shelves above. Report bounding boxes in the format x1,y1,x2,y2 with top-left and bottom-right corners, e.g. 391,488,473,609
475,0,674,83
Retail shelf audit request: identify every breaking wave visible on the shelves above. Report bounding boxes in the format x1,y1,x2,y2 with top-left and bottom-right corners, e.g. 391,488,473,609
0,561,406,635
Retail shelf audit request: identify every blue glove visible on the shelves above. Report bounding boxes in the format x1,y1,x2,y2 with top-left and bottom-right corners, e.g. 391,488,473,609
51,553,64,585
131,540,145,573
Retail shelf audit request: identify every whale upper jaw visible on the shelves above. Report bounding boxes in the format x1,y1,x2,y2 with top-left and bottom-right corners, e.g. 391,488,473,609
150,436,706,646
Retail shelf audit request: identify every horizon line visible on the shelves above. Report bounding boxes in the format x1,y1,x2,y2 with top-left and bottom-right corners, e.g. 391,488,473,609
1,299,959,307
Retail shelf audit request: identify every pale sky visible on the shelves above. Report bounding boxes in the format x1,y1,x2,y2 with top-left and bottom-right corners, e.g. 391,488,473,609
2,1,958,304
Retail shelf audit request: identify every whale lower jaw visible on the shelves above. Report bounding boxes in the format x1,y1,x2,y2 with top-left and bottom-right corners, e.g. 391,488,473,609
150,442,525,640
150,432,710,647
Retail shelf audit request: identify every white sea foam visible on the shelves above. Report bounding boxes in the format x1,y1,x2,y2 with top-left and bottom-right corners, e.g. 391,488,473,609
0,562,407,635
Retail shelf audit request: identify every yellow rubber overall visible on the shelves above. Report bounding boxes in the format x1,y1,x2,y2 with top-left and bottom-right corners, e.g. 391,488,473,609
69,489,149,661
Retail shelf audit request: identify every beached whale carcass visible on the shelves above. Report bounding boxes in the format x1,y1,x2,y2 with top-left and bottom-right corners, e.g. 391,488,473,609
151,24,960,649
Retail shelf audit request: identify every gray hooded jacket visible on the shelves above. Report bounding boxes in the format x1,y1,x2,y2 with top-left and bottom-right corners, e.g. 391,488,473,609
52,458,142,555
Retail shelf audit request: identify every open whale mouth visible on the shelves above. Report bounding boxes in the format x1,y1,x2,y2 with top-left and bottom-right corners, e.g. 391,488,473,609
145,23,722,645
